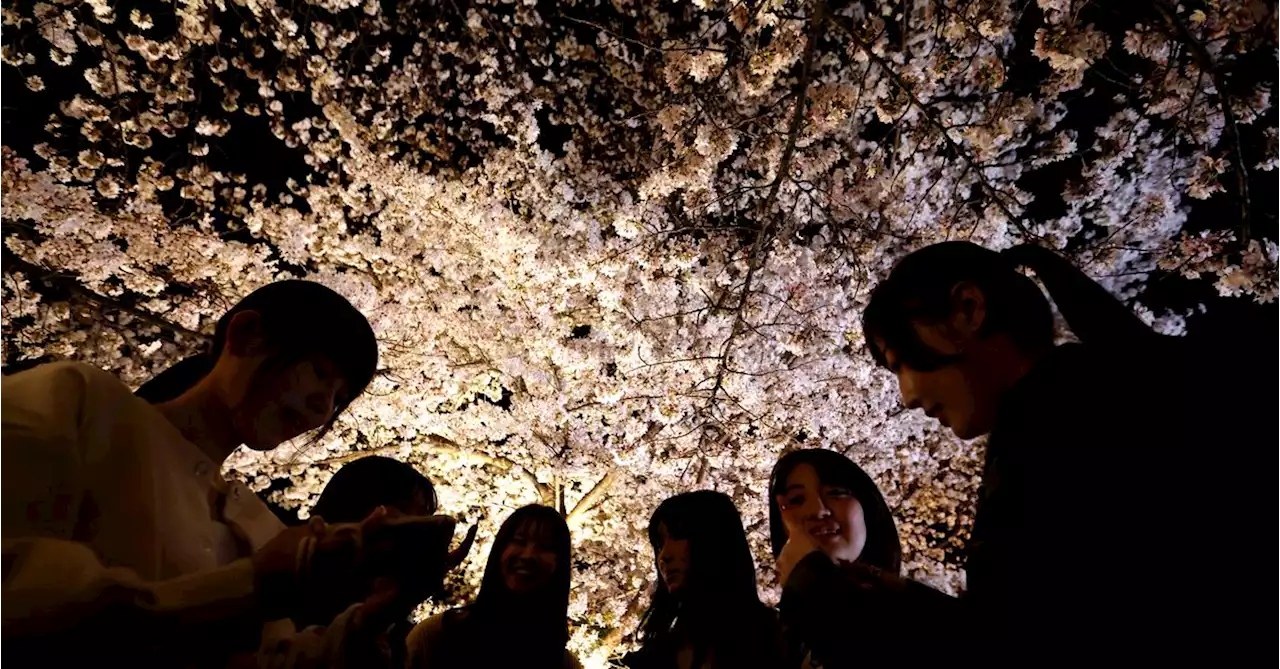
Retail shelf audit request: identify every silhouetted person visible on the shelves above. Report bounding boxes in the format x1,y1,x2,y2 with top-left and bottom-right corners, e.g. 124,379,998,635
407,505,580,669
862,241,1259,665
625,491,785,669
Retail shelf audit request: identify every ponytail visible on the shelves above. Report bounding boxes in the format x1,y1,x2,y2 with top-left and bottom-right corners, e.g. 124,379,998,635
1001,244,1160,351
134,353,215,404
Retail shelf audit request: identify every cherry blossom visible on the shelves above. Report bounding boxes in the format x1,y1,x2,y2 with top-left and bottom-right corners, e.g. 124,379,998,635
2,0,1274,663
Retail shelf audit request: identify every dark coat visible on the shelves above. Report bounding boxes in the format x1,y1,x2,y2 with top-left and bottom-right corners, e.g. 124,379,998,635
966,341,1265,665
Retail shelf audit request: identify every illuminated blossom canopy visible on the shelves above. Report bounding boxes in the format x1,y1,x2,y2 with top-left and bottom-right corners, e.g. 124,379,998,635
2,0,1276,663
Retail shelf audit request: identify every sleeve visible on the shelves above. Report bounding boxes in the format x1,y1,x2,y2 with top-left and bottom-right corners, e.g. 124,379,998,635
1,364,262,657
2,362,98,542
2,536,261,651
256,604,394,669
780,552,960,667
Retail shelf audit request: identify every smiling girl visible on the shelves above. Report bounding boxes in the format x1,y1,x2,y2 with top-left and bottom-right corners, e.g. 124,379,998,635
406,504,580,669
769,449,955,668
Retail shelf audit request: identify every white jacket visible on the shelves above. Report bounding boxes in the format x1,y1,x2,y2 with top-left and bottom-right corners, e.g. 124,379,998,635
1,361,385,668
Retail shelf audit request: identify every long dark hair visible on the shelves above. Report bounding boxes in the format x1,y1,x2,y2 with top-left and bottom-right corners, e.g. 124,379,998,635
1000,243,1159,351
636,491,778,667
310,456,436,522
862,241,1054,371
444,505,573,668
768,449,901,573
134,280,377,437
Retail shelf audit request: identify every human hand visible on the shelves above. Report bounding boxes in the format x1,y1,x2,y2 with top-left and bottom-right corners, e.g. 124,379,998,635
445,523,479,571
353,522,478,631
357,511,458,596
253,515,332,617
254,508,461,619
776,515,823,587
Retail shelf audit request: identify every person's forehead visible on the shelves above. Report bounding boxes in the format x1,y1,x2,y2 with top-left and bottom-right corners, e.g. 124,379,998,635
784,462,822,487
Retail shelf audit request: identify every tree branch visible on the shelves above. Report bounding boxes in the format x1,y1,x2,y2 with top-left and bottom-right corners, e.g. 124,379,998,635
699,0,826,418
600,579,652,654
1149,0,1252,241
567,468,617,521
3,249,210,341
828,12,1035,238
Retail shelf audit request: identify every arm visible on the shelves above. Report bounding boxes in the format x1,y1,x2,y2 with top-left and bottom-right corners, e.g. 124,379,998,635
3,537,259,636
2,363,265,656
257,604,394,669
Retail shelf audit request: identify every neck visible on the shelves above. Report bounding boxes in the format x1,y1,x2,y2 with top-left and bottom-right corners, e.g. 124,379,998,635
978,336,1046,396
155,380,241,464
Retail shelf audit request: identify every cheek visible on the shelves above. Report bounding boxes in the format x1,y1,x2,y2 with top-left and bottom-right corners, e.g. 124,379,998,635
831,499,866,538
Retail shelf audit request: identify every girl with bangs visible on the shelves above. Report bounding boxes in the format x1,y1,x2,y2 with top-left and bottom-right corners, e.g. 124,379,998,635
407,504,581,669
625,490,785,669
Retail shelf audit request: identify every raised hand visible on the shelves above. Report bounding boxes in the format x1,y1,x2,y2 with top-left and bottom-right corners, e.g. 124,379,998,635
775,512,823,588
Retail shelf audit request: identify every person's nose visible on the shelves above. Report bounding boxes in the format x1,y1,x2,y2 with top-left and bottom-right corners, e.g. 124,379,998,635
658,543,675,565
897,369,922,412
803,493,832,520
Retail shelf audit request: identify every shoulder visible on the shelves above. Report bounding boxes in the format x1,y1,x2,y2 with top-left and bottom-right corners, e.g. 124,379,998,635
995,346,1118,433
2,361,137,433
3,361,137,409
406,612,449,650
3,360,123,393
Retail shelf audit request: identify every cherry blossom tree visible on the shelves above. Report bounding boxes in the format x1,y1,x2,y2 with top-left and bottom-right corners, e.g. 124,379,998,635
3,0,1275,663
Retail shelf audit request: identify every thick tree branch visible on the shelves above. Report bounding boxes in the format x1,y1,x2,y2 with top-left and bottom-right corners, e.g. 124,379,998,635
600,580,652,653
567,468,617,522
3,249,209,341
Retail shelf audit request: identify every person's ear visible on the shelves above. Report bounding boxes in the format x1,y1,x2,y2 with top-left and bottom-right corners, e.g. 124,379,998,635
224,310,270,357
948,282,988,340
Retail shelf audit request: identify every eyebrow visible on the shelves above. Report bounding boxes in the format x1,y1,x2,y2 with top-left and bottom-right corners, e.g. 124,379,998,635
782,484,805,493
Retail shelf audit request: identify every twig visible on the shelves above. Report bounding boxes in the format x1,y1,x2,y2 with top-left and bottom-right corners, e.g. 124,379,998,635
1149,0,1252,241
828,12,1035,238
700,0,827,416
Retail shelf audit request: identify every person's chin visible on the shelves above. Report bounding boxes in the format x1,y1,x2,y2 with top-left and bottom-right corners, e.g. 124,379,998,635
244,428,289,451
949,417,993,440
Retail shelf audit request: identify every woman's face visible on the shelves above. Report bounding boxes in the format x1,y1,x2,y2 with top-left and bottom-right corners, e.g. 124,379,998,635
778,463,867,563
234,356,349,450
500,519,559,594
654,521,691,594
